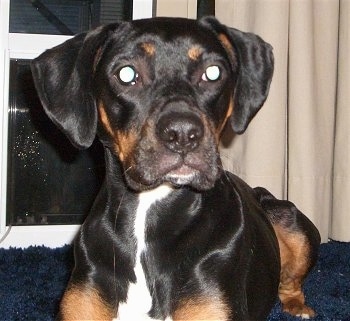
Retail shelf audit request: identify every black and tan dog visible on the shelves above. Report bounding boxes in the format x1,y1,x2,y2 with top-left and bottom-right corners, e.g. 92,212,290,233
31,16,320,321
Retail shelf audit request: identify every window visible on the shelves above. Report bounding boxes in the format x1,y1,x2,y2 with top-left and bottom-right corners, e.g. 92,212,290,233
7,59,105,225
9,0,133,35
0,0,153,233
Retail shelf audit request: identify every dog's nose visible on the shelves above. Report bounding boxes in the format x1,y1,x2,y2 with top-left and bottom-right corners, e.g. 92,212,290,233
156,111,204,155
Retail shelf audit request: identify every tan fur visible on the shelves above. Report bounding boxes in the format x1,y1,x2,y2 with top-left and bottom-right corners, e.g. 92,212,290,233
60,285,114,321
173,295,231,321
218,97,234,136
273,225,316,318
218,34,234,55
114,129,138,163
141,42,156,56
218,34,236,64
188,46,203,61
98,102,114,136
98,102,138,162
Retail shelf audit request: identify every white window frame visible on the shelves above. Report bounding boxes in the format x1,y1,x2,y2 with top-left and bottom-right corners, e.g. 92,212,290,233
0,0,153,249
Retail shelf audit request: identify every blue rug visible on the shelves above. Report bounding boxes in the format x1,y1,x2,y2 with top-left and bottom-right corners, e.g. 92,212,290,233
0,241,349,320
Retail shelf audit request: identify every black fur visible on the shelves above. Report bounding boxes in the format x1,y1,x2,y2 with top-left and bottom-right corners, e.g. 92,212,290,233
31,17,319,321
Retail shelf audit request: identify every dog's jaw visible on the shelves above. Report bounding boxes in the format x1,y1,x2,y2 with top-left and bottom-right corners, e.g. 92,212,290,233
121,133,223,192
123,162,221,192
164,165,198,185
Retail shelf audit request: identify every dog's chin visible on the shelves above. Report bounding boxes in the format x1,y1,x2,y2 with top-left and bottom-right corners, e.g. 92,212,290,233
124,166,218,192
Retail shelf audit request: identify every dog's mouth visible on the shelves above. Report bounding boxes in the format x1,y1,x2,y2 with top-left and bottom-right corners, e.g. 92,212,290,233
123,149,221,192
162,161,211,189
164,164,198,185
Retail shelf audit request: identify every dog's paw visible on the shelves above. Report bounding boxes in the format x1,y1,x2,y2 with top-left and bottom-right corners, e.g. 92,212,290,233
282,299,316,319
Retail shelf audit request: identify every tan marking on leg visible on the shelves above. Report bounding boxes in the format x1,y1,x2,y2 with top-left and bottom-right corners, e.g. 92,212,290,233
274,225,316,318
173,295,230,321
141,42,156,56
59,285,115,320
188,46,203,61
98,102,138,162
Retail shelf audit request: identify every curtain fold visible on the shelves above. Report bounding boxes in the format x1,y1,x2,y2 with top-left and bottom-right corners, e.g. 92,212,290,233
216,0,349,242
332,0,350,241
287,0,339,241
219,0,289,199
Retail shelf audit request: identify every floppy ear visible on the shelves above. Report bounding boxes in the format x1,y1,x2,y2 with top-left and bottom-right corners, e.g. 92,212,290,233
200,16,274,134
31,23,119,149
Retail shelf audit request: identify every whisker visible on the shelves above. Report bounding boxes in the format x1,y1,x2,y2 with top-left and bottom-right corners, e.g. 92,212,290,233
123,166,133,176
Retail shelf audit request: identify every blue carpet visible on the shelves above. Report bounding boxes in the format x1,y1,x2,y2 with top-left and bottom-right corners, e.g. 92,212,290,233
0,241,349,321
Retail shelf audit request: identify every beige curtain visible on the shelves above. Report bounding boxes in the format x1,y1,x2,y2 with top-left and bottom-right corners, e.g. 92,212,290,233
217,0,350,242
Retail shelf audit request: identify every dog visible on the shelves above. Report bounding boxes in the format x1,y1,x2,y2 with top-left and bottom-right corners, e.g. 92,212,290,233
31,16,320,321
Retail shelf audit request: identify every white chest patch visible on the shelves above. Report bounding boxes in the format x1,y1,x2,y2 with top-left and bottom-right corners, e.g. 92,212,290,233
116,184,174,321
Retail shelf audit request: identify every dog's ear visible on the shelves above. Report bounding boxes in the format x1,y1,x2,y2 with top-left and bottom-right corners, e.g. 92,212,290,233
31,24,119,149
200,16,274,134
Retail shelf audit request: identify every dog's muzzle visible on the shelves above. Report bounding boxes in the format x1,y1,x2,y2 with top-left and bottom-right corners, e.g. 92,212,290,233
124,102,222,191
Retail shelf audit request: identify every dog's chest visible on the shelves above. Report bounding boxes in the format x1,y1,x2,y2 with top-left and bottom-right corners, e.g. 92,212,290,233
116,185,173,321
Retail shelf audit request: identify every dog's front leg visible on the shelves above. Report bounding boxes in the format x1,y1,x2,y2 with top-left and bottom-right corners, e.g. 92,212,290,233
56,283,116,321
172,296,231,321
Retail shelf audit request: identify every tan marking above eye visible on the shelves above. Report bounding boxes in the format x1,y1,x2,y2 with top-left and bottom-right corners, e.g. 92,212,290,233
141,42,156,56
188,46,203,61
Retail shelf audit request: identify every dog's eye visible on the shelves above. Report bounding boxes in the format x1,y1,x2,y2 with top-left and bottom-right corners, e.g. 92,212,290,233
201,65,221,82
117,66,139,85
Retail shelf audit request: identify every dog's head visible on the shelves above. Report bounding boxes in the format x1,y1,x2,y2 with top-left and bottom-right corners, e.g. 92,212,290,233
31,17,273,192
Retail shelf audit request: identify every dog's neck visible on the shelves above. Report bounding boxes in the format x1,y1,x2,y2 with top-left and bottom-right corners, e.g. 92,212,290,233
135,184,174,252
117,175,174,319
